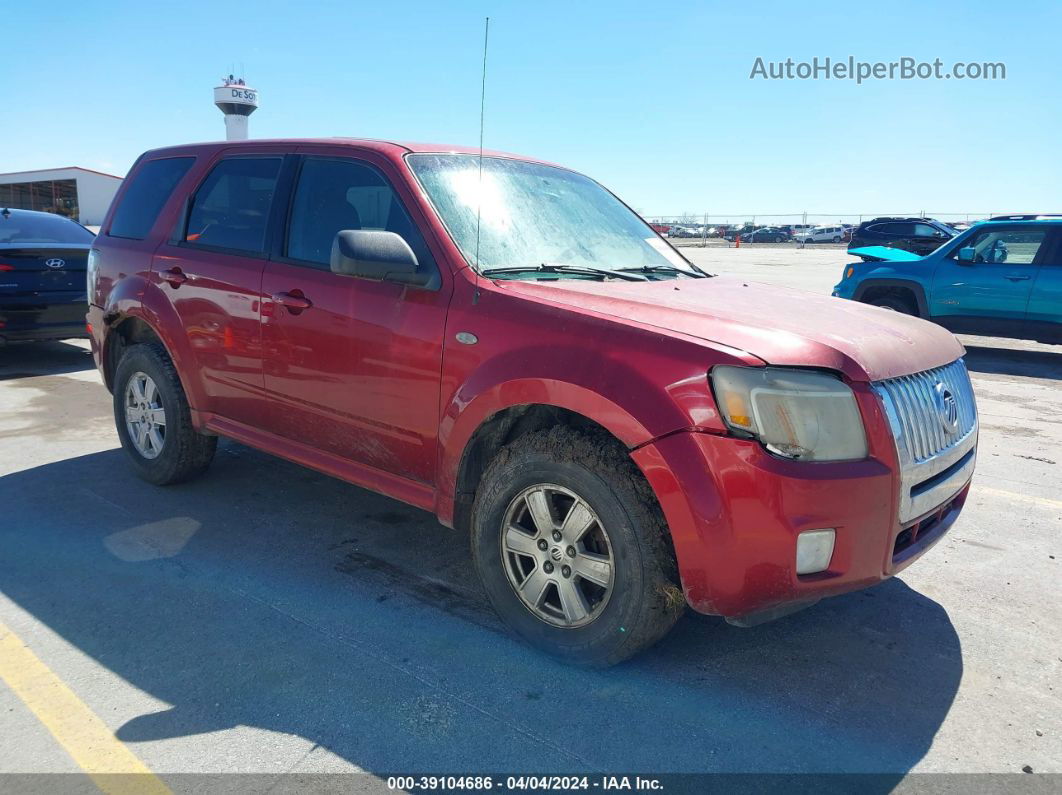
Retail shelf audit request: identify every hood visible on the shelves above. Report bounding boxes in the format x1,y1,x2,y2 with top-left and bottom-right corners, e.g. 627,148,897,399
848,245,924,263
497,275,964,382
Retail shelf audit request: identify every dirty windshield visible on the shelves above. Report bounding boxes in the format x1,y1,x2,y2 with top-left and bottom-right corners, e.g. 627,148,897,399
407,154,698,278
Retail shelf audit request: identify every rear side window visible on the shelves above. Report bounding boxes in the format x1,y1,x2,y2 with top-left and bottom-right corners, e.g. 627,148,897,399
880,222,913,235
109,157,194,240
184,157,282,254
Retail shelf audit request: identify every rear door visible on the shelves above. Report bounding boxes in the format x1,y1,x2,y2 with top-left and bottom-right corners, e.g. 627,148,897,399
1025,229,1062,341
151,150,286,427
884,222,917,251
258,148,451,484
929,226,1047,335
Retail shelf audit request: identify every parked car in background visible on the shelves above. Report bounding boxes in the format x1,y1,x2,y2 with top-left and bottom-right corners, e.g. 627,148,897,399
669,226,701,238
721,226,756,241
0,207,94,344
738,227,790,243
848,217,956,257
795,225,846,243
88,138,977,665
835,218,1061,342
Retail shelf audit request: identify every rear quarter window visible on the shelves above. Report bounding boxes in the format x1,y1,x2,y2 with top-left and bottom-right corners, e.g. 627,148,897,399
109,157,195,240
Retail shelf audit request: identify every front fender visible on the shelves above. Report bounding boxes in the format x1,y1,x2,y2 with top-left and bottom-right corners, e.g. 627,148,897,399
850,276,931,317
435,338,757,525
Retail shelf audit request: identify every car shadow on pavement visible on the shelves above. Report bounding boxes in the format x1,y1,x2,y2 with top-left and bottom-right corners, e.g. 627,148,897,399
0,444,963,784
963,343,1062,381
0,340,94,381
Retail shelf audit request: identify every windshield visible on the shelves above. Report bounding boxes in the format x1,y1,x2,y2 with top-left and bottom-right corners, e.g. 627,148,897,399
0,211,95,245
407,154,692,276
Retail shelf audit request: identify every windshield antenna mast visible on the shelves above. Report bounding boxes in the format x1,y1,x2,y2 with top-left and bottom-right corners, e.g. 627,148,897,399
473,16,490,303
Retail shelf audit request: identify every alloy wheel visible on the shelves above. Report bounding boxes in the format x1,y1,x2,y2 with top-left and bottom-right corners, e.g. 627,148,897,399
500,484,615,628
124,371,166,459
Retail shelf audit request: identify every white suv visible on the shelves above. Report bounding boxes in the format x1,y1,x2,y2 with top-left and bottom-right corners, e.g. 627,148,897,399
796,225,846,243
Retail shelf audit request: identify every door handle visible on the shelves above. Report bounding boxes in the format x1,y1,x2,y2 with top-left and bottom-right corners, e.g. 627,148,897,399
1004,274,1031,281
271,291,313,312
159,267,188,287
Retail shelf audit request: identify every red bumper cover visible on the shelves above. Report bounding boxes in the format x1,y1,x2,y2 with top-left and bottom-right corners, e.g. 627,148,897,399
632,427,969,619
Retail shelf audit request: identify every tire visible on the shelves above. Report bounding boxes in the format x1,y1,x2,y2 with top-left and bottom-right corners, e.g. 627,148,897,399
867,295,917,315
832,236,841,243
471,427,683,666
113,342,217,485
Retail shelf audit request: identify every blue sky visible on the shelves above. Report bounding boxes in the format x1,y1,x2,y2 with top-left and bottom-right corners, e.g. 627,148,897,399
6,0,1060,220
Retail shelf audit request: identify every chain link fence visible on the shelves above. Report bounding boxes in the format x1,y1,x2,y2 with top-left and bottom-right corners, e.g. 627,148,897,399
642,212,1000,245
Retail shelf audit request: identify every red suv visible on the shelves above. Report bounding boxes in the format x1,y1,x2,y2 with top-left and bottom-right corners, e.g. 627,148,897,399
87,139,978,665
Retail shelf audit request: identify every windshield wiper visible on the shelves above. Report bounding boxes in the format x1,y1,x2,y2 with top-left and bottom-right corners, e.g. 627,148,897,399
480,263,647,281
615,264,709,278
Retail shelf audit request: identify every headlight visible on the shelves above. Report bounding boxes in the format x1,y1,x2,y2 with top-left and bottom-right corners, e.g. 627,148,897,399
710,366,868,461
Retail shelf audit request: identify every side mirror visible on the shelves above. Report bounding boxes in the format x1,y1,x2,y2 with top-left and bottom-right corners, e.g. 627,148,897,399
957,247,976,264
330,229,429,286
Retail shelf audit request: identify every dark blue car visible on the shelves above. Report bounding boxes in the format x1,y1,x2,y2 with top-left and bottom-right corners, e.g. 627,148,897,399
0,207,93,344
833,217,1062,343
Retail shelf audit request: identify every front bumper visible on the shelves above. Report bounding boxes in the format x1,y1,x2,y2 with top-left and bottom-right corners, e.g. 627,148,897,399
632,391,972,620
831,279,853,299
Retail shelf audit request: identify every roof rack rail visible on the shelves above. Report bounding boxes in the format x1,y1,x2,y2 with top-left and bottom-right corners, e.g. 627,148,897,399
988,214,1062,221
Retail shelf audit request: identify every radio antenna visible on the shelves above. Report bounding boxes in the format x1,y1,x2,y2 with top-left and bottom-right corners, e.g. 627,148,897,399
473,16,490,301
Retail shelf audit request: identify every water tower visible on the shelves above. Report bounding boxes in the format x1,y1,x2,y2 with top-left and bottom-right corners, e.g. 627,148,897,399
213,75,258,140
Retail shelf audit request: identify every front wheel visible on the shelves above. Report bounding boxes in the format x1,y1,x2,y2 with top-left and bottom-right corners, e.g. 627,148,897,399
471,428,683,666
113,343,217,485
867,295,917,315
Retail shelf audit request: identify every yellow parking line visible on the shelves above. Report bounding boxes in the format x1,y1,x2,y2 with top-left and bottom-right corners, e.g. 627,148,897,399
978,486,1062,510
0,620,169,795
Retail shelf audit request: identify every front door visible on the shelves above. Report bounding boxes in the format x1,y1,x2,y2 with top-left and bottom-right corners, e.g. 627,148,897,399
910,222,949,256
152,153,285,427
259,152,450,484
929,226,1047,336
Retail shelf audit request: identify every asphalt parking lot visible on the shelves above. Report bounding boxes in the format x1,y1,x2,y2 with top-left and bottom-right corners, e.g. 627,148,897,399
1,245,1059,786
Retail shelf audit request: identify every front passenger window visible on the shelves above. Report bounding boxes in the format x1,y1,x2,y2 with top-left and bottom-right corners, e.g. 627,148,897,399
957,230,1046,265
286,157,437,274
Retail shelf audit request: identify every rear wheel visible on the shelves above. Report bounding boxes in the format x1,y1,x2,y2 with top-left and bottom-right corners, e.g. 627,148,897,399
472,427,683,666
113,343,217,485
832,236,841,243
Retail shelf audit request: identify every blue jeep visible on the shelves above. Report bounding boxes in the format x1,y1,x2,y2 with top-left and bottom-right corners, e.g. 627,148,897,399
833,216,1062,343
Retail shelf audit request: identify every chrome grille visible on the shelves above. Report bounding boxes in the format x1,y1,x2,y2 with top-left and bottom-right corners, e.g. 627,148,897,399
875,359,977,463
